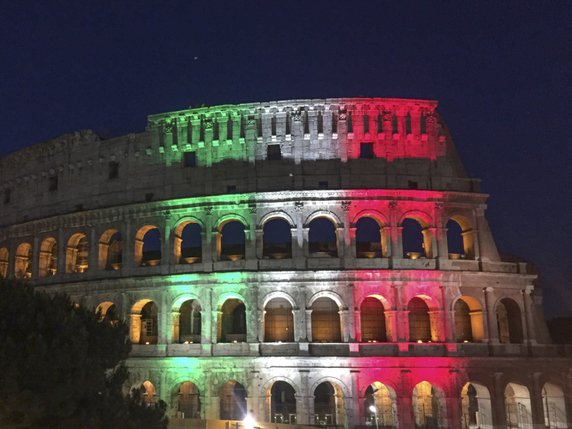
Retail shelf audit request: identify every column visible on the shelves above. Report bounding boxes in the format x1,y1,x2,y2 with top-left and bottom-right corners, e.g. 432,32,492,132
31,236,40,278
255,228,263,259
397,370,414,428
305,309,313,342
297,370,311,425
483,287,499,344
171,311,180,343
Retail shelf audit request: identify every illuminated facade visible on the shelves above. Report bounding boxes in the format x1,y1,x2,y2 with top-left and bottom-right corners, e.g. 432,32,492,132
0,98,570,428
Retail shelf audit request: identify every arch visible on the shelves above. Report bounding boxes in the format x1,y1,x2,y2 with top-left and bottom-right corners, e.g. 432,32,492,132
262,218,292,259
66,232,89,273
135,225,162,267
174,299,202,343
39,237,58,277
269,380,297,424
130,299,158,344
496,298,524,344
408,297,431,342
259,210,295,228
308,290,344,309
311,297,341,342
304,210,342,227
454,296,484,342
505,382,532,428
314,381,345,426
399,210,433,226
413,381,445,429
173,381,200,419
542,382,567,428
14,242,32,279
174,220,202,264
364,381,397,428
360,296,387,342
99,229,123,270
141,380,157,406
355,216,384,258
218,298,246,342
214,213,249,230
402,217,433,259
261,291,297,310
95,301,118,323
0,247,8,278
218,220,245,261
219,380,247,420
308,217,338,257
264,297,294,342
461,382,492,429
448,214,475,259
351,209,388,226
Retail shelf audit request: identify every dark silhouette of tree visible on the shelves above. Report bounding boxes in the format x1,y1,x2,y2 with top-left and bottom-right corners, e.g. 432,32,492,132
0,279,167,429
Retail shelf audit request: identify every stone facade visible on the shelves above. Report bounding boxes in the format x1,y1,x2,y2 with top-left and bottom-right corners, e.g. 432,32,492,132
0,98,570,428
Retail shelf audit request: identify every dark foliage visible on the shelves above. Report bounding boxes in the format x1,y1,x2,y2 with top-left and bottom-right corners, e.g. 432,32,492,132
0,280,168,429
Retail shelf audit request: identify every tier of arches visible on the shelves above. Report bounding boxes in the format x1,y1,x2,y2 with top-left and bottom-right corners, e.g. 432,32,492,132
134,377,569,428
0,211,477,280
95,291,528,346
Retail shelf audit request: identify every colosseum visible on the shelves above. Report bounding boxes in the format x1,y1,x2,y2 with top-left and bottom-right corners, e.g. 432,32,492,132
0,98,570,429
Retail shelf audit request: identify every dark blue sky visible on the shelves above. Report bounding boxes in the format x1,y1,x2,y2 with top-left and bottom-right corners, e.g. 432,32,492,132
1,1,571,316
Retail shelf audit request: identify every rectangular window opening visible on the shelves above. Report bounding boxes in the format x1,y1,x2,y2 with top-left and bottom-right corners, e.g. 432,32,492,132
145,193,154,202
408,180,418,189
318,181,329,190
267,144,282,161
183,151,197,168
360,142,375,159
377,114,383,133
48,176,58,192
363,114,369,134
271,116,277,136
227,116,233,140
317,112,324,134
3,189,11,204
108,161,119,179
226,185,237,194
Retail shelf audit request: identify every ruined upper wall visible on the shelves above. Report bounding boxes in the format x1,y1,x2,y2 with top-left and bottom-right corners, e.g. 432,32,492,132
0,98,478,225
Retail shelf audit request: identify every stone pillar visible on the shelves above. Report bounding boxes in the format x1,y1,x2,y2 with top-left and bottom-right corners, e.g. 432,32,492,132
258,310,266,342
347,370,360,428
200,309,210,344
423,227,437,258
31,236,40,278
57,229,66,276
531,372,546,429
293,308,306,342
211,310,221,343
291,227,303,260
297,370,311,425
244,227,256,261
393,283,408,342
158,293,168,344
522,286,537,345
436,226,449,260
354,307,362,342
131,313,142,344
446,370,462,429
210,230,219,262
483,287,499,344
88,226,97,272
384,310,398,342
255,228,263,259
302,227,310,257
171,311,180,343
339,309,350,342
491,372,506,428
397,370,414,428
393,226,404,260
305,309,313,342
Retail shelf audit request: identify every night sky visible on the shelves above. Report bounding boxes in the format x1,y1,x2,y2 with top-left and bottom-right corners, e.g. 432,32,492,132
1,2,570,316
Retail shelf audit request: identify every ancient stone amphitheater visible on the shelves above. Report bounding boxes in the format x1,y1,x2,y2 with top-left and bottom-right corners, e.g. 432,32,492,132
0,98,570,429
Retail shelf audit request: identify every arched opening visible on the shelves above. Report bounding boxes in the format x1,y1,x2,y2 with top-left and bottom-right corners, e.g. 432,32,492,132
66,233,89,273
461,383,492,429
496,298,523,344
174,381,200,419
219,299,246,342
0,247,8,278
447,217,475,260
311,297,341,342
505,383,532,429
308,217,338,257
99,229,122,270
542,383,567,428
360,296,387,342
130,300,158,344
270,381,297,424
402,217,432,258
39,237,58,277
264,298,294,342
356,217,383,258
175,222,202,264
96,301,118,324
364,382,396,428
314,382,344,426
408,297,431,342
220,381,247,420
14,242,32,279
141,380,157,407
413,381,443,429
175,299,201,343
135,226,161,267
454,297,484,342
219,221,245,261
263,218,292,259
